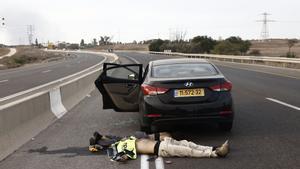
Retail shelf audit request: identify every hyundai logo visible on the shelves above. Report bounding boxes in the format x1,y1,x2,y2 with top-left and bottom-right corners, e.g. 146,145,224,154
184,82,193,87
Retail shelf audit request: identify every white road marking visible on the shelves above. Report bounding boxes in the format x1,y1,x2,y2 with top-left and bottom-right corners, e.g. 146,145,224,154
123,55,145,71
155,157,165,169
42,70,52,73
266,98,300,111
214,62,300,80
140,155,149,169
0,80,8,83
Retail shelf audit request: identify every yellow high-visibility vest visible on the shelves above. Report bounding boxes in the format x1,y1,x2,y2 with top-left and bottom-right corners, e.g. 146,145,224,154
113,136,137,159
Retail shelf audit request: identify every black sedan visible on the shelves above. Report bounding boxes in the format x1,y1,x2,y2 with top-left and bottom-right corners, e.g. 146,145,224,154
95,58,234,132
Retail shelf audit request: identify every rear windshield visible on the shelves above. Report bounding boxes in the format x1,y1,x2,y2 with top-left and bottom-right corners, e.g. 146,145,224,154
151,63,218,78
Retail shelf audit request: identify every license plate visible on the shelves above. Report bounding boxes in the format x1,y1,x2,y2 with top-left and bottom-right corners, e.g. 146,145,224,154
174,88,205,97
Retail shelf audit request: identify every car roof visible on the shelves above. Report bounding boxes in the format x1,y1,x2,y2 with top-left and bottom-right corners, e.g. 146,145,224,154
151,58,209,66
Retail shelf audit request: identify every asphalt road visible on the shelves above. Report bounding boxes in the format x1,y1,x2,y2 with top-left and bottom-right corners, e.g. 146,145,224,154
0,52,299,169
0,52,105,98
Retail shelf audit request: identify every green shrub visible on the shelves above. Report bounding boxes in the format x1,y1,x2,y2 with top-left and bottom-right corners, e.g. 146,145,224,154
149,39,164,51
190,36,216,53
213,41,240,55
286,52,296,58
249,49,261,56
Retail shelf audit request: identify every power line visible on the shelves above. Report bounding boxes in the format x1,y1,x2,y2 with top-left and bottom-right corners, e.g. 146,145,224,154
257,12,275,40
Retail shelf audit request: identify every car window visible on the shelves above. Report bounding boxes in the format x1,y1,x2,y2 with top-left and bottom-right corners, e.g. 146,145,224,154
151,63,218,78
106,65,140,80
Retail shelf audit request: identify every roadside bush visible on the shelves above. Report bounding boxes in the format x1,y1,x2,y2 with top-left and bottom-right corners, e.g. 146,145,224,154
148,36,251,55
249,49,261,56
213,37,251,55
190,36,216,53
149,39,164,51
286,52,296,58
213,41,240,55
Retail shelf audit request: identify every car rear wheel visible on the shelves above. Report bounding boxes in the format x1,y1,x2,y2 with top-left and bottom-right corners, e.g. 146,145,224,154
218,121,233,131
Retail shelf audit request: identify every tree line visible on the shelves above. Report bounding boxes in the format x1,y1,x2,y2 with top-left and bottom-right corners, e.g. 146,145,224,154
149,36,251,55
80,36,113,48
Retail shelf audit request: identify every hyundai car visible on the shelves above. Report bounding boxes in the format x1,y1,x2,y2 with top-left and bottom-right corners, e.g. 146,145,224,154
95,58,234,132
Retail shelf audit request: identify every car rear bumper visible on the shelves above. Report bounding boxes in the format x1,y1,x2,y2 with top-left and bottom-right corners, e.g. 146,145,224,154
144,114,233,128
140,94,234,128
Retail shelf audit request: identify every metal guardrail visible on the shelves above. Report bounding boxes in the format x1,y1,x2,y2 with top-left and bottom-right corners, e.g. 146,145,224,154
149,51,300,69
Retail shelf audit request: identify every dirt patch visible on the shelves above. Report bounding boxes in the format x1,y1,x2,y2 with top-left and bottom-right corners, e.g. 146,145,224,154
0,48,10,56
250,39,300,58
0,47,68,70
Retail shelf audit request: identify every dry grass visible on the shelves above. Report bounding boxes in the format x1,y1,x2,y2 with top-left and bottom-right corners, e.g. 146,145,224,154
0,48,10,56
0,47,67,70
250,39,300,57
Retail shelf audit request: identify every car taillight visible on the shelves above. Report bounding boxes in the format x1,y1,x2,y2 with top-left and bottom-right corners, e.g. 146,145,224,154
141,84,169,96
144,114,162,117
210,80,232,91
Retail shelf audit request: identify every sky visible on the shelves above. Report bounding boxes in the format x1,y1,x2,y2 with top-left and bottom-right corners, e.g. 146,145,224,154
0,0,300,45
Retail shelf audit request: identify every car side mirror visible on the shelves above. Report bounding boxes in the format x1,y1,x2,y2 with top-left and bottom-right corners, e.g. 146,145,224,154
128,73,136,80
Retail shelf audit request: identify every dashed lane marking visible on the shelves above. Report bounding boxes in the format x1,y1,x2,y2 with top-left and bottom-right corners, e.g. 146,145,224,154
155,157,165,169
0,80,8,83
141,155,149,169
42,70,52,73
266,98,300,111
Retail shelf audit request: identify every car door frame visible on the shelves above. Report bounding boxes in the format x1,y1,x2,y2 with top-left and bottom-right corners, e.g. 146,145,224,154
95,63,143,112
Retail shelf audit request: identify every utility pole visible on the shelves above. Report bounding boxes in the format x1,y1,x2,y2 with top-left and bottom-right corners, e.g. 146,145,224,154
0,17,5,45
1,17,4,26
27,25,34,45
257,12,275,41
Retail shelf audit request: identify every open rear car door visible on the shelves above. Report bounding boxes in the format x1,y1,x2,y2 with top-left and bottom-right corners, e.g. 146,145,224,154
95,63,143,112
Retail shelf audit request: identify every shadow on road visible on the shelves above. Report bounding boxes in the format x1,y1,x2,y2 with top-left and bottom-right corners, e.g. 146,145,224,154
28,146,106,158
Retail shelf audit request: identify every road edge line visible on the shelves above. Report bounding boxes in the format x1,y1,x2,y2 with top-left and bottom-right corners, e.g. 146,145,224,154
266,98,300,111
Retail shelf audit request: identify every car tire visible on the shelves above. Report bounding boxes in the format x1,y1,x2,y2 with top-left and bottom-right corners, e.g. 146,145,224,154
218,122,233,131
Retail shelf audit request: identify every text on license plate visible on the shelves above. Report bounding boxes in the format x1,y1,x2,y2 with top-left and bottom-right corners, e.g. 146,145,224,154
174,88,205,97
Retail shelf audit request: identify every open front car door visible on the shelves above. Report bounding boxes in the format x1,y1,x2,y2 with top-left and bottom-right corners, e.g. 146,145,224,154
95,63,143,112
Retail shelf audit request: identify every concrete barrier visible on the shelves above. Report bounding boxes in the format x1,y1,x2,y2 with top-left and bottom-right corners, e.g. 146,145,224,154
0,51,118,161
60,69,100,110
0,92,56,160
149,51,300,69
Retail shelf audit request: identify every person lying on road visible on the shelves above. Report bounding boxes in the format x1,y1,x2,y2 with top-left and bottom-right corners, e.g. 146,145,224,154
88,131,229,162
